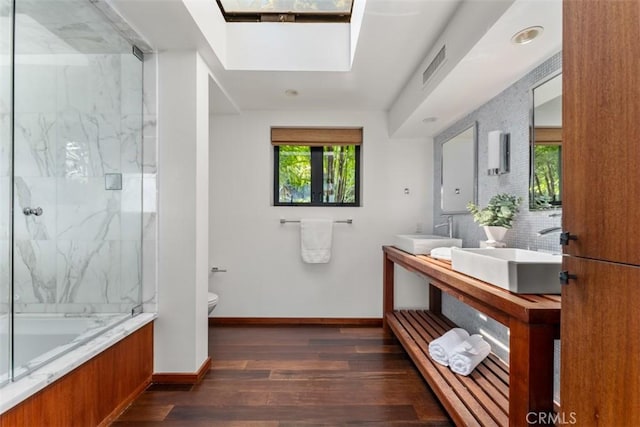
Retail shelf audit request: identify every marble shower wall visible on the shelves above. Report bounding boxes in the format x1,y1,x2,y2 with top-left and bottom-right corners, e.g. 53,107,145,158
12,48,144,314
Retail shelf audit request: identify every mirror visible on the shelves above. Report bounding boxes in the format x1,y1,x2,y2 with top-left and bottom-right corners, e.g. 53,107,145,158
441,123,477,213
530,72,562,210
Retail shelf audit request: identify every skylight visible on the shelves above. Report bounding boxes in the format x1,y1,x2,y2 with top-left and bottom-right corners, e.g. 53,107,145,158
217,0,353,22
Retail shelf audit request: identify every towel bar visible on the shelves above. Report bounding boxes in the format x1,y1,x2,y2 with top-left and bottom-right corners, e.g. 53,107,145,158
280,218,353,224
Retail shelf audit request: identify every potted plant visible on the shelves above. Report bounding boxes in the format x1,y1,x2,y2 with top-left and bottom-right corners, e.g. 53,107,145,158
467,193,522,244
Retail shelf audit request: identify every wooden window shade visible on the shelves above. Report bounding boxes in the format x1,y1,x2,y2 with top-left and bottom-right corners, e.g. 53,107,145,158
271,127,363,147
534,127,563,145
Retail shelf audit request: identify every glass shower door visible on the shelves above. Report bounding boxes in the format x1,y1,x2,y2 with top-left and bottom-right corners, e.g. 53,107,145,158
10,0,143,379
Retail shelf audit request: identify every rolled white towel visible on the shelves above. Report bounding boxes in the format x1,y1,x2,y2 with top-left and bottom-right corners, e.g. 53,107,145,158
449,334,492,376
428,328,470,367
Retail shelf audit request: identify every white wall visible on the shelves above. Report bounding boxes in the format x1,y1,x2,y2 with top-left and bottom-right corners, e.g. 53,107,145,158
209,110,434,318
226,23,350,71
155,51,209,373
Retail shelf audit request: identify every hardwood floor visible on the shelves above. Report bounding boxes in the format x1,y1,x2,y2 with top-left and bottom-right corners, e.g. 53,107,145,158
112,325,453,426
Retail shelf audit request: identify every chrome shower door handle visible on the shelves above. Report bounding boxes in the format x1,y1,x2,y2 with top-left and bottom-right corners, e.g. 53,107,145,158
23,207,43,216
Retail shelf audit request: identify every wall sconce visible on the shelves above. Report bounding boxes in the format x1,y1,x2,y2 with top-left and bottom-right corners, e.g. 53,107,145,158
487,130,510,175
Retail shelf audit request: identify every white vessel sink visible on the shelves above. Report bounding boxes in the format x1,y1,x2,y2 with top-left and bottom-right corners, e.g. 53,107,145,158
450,248,562,294
394,234,463,255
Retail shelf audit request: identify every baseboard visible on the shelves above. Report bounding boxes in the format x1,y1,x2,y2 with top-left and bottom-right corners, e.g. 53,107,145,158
209,317,383,327
98,374,152,427
152,356,212,384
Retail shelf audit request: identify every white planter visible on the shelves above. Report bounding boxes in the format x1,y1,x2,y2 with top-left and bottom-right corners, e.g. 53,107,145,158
483,226,508,243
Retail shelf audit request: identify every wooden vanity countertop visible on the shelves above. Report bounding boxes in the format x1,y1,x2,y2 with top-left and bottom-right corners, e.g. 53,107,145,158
383,245,561,325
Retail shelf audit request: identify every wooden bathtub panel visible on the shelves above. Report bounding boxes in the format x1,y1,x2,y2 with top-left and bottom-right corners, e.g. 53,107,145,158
0,322,153,427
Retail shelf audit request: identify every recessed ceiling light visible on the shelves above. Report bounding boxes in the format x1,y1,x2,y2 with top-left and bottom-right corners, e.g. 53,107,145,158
422,117,438,124
284,89,299,97
511,26,544,45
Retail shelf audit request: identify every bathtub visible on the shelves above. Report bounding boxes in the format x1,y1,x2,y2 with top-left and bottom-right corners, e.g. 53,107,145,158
0,312,156,413
0,313,132,385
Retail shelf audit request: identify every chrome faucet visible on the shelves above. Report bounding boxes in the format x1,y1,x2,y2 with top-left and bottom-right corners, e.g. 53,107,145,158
435,215,454,238
537,211,562,236
537,226,562,236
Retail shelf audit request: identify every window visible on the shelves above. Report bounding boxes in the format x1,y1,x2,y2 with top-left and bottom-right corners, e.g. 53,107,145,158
216,0,353,23
272,127,361,206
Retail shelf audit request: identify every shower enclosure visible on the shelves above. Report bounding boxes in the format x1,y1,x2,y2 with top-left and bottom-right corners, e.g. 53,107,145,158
1,0,143,386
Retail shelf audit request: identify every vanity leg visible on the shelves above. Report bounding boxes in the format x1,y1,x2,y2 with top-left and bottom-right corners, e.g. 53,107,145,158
383,251,394,331
509,320,556,426
429,284,442,315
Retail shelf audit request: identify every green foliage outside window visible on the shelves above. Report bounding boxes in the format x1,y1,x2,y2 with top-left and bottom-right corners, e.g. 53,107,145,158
278,146,311,203
276,144,359,206
532,145,561,209
323,146,356,204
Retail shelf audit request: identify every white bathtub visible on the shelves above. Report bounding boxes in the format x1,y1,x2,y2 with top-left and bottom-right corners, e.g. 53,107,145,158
0,312,156,413
0,313,130,385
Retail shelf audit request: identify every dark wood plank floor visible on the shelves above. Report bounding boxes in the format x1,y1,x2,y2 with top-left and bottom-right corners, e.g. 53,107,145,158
112,325,453,426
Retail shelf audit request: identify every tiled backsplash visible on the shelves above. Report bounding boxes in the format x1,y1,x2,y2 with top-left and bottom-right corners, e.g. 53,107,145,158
433,52,562,253
432,51,562,400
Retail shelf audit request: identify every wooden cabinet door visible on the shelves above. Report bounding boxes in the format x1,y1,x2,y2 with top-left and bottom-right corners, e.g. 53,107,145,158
562,0,640,265
560,256,640,424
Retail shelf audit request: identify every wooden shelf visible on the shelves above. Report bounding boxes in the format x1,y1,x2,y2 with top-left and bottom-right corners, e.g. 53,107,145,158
387,310,509,427
383,246,561,427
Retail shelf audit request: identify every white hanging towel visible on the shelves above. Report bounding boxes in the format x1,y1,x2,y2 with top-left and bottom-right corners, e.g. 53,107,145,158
449,334,492,376
428,327,470,367
300,218,333,264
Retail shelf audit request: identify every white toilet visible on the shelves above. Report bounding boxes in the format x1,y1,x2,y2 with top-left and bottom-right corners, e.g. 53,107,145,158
207,292,219,316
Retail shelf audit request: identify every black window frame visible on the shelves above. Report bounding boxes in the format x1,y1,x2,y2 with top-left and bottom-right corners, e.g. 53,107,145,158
215,0,353,23
273,145,361,207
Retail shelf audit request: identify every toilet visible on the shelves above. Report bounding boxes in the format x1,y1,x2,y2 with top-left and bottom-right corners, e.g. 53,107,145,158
207,292,219,316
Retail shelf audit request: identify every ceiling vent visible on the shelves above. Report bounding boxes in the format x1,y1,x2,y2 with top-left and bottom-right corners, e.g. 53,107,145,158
422,45,446,86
